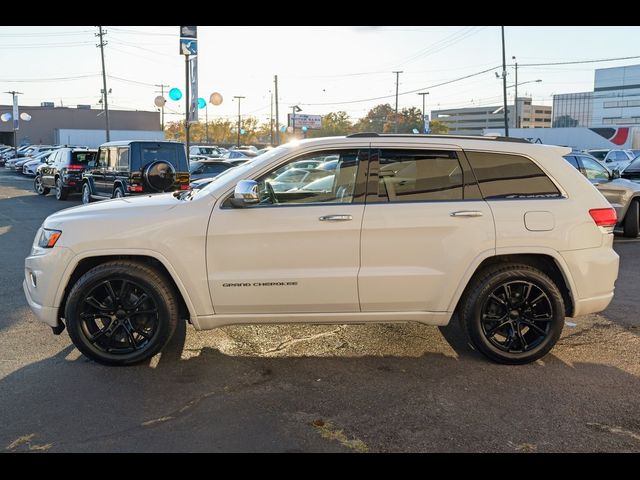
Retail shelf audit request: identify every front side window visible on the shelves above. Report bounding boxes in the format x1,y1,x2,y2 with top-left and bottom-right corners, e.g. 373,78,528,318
466,151,561,200
249,149,362,206
580,157,610,181
563,155,580,169
374,149,463,202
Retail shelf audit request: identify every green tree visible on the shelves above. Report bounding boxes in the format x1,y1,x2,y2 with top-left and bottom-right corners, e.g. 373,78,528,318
307,111,353,138
429,119,449,134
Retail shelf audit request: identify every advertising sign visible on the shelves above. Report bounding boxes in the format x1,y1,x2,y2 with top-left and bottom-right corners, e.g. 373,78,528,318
13,95,19,131
287,113,322,130
423,114,431,134
189,56,198,123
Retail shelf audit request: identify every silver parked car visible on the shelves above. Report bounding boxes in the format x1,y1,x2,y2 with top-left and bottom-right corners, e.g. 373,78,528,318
564,152,640,237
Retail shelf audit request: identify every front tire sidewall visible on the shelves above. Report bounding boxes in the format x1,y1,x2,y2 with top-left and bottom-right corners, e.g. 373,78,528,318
65,267,175,366
82,183,92,204
34,176,49,195
113,186,125,198
463,268,564,365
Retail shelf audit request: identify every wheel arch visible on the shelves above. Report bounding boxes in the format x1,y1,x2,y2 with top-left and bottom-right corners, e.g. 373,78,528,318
450,251,575,318
56,252,197,328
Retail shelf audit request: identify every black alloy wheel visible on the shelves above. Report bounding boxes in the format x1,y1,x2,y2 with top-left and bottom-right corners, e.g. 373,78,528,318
480,281,552,354
460,264,564,364
65,261,179,365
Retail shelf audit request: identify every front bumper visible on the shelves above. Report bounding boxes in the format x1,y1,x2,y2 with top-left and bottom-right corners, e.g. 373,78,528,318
23,280,59,327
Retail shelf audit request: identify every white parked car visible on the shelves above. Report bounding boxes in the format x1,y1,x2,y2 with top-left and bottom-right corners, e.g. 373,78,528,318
587,149,634,170
24,134,619,366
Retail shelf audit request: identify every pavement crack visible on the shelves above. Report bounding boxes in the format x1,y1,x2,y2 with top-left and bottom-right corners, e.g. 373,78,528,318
261,326,345,355
587,422,640,442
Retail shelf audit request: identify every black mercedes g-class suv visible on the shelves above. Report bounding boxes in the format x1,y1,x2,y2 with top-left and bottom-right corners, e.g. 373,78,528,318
81,140,190,204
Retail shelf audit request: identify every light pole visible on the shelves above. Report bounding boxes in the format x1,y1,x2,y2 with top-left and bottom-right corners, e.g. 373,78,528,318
417,92,429,133
4,91,22,158
501,26,509,137
512,56,518,128
233,96,245,147
291,105,302,138
393,71,403,133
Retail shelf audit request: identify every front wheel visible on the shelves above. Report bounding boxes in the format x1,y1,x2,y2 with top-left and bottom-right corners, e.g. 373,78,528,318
81,182,92,205
112,185,125,199
34,175,50,195
55,177,68,200
623,199,639,238
460,264,565,365
65,260,179,366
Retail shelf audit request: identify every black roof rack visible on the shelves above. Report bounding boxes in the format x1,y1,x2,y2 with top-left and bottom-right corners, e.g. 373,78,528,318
346,132,531,144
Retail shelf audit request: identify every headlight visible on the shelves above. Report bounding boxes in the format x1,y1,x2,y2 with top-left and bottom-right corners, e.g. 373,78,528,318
37,228,62,248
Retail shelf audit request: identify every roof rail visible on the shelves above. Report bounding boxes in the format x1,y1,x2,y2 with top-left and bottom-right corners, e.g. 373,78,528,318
345,132,531,143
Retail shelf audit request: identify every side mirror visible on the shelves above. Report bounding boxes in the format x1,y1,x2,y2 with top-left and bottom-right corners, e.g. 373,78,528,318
612,168,621,179
230,180,259,208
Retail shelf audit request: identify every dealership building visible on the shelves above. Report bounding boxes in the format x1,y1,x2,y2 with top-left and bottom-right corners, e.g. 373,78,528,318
552,64,640,128
431,97,552,135
0,103,163,147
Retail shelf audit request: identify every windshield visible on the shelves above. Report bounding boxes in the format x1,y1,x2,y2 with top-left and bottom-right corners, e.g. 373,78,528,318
625,156,640,172
187,145,292,200
589,150,607,161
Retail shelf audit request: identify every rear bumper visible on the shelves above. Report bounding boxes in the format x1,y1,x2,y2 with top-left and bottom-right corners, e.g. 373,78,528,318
560,240,619,317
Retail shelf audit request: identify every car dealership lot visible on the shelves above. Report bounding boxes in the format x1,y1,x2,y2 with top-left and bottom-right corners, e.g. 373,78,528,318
0,169,639,452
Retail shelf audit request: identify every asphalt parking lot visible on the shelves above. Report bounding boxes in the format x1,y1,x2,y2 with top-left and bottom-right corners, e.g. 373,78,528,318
0,169,639,453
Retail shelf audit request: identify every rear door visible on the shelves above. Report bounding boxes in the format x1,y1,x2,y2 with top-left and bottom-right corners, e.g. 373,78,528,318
358,145,495,312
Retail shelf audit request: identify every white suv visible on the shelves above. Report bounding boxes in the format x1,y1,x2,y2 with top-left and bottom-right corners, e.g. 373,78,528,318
24,134,620,366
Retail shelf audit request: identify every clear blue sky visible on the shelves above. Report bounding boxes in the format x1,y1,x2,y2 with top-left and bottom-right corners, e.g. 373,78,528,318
2,26,640,125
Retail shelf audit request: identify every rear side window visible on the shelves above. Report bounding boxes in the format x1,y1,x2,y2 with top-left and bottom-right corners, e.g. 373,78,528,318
117,148,129,169
563,155,580,169
71,151,96,165
466,151,561,200
375,149,463,202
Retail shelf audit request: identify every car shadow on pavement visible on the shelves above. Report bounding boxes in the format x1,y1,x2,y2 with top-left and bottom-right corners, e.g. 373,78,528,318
1,321,639,453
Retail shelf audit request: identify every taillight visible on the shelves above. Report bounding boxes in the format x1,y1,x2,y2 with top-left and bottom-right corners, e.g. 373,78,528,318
180,184,190,190
128,185,144,192
589,208,617,228
67,164,84,171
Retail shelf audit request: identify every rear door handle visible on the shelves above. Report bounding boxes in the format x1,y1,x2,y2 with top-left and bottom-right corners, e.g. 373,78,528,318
319,214,353,222
450,210,483,217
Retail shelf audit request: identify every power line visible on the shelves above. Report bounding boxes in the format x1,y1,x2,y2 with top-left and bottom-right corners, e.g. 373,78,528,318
0,74,100,82
518,55,640,67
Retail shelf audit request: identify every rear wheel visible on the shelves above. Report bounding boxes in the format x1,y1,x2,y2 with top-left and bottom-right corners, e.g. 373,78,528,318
460,264,565,364
34,175,50,195
55,177,68,200
623,199,639,238
112,185,125,198
65,260,179,366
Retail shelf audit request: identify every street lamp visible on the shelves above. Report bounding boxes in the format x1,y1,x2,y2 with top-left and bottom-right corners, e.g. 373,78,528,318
233,96,245,148
417,92,429,133
291,105,302,137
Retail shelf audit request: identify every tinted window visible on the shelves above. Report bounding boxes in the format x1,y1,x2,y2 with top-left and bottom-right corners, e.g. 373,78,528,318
563,155,580,169
251,149,361,205
117,148,129,169
71,151,96,165
202,163,232,175
625,156,640,172
466,151,561,200
375,149,463,202
589,151,607,161
614,150,629,161
580,157,609,181
138,144,186,170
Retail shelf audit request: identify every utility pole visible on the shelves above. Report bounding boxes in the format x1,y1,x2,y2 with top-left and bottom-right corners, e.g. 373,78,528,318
96,26,110,142
512,56,518,129
393,71,403,133
269,90,274,146
417,92,429,133
154,83,170,131
274,75,280,145
185,55,190,156
501,26,509,137
4,91,22,158
234,96,245,148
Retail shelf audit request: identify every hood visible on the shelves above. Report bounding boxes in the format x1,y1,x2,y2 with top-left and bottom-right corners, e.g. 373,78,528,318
44,192,181,228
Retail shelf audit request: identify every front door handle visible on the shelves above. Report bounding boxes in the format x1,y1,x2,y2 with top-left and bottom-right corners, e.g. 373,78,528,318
450,210,483,217
319,214,353,222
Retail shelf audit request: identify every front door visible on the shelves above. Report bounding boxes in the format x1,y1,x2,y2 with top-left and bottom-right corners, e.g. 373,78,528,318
207,147,368,314
91,148,108,195
358,146,495,312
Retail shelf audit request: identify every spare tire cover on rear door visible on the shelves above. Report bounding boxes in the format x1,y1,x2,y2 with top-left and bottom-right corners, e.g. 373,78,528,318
143,160,176,192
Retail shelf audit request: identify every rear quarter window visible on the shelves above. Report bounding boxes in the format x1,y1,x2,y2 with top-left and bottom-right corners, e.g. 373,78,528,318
134,143,188,172
465,151,561,200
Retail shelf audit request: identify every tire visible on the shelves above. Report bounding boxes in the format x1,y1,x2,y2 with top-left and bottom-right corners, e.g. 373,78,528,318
81,182,92,205
459,263,565,365
55,177,68,201
34,175,50,195
65,260,180,366
112,185,125,199
623,199,639,238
